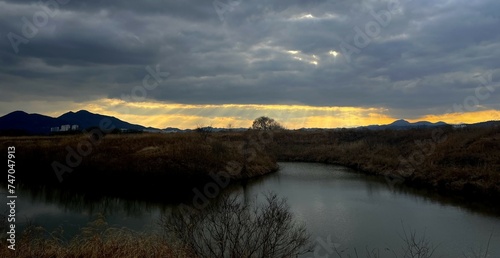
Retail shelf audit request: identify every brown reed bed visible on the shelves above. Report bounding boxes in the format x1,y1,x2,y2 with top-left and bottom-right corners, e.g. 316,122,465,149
0,215,191,258
273,125,500,200
0,131,278,200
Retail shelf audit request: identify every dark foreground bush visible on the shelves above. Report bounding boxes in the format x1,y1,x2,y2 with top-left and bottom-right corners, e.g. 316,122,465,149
160,193,312,258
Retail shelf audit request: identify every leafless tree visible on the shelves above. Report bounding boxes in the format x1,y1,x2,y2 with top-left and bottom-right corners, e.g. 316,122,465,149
160,193,311,258
252,116,284,131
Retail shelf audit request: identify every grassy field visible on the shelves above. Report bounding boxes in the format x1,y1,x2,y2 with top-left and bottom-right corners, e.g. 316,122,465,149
273,125,500,199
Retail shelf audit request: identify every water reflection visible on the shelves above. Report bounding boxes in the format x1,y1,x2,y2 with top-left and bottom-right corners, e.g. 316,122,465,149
243,163,500,257
364,174,500,218
19,184,170,216
0,184,171,239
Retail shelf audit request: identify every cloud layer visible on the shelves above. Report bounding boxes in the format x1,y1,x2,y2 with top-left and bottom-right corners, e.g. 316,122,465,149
1,0,499,126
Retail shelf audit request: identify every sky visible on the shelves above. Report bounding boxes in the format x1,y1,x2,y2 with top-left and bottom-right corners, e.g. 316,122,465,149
0,0,499,129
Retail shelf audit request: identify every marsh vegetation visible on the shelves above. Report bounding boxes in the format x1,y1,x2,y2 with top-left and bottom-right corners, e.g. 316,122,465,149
0,131,278,199
273,126,500,199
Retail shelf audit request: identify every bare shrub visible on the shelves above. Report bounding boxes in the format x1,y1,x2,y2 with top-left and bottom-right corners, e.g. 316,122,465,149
160,192,311,258
400,224,437,258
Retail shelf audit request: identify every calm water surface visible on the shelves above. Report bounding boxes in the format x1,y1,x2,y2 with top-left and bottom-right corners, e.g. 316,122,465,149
6,162,500,257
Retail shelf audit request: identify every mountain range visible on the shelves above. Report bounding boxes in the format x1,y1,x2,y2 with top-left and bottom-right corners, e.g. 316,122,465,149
362,119,449,130
0,110,148,135
0,110,498,135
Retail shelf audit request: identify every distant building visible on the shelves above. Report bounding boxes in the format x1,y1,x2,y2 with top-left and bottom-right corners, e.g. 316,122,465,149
60,125,71,131
453,124,466,129
143,129,163,133
51,124,79,133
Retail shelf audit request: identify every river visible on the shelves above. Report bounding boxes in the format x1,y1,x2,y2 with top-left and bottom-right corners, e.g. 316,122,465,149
5,162,500,257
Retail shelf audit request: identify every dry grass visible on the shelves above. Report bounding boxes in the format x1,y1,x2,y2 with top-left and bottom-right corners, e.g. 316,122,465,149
0,131,278,199
0,215,190,258
273,126,500,199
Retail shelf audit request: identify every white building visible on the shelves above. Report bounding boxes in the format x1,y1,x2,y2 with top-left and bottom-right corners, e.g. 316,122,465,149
60,125,71,131
51,124,80,132
453,124,466,129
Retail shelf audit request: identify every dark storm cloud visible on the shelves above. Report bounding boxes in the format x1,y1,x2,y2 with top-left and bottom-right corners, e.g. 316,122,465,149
1,0,499,118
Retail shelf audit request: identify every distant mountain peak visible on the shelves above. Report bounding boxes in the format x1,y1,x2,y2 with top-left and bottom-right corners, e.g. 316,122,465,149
0,111,64,135
390,119,411,126
363,119,450,130
5,110,28,117
75,110,92,114
58,110,146,131
0,109,154,135
61,110,93,116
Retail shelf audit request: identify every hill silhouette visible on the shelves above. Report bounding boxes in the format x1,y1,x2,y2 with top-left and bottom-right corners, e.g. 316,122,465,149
0,110,147,135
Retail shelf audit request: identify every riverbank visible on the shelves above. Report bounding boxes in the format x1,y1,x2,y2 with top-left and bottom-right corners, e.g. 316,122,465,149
0,131,278,200
273,125,500,200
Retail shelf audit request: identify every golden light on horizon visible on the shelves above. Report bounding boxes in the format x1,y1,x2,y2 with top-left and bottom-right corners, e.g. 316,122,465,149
6,98,498,129
62,99,397,129
412,110,500,124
